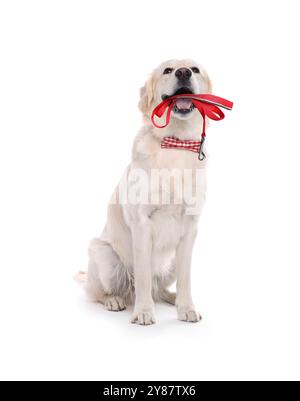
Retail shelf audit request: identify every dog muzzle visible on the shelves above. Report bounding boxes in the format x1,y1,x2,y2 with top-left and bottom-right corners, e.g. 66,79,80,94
151,94,234,160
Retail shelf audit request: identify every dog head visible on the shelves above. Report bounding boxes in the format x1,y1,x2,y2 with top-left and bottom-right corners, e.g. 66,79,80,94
139,59,212,121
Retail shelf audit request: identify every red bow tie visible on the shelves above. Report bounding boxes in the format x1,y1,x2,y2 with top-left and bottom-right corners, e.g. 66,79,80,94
151,94,233,160
161,137,201,154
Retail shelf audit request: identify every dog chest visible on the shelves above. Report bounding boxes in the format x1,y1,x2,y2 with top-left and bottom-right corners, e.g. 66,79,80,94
151,206,184,248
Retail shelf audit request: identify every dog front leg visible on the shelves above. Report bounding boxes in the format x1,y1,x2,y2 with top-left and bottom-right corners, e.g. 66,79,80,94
131,218,156,325
176,217,202,323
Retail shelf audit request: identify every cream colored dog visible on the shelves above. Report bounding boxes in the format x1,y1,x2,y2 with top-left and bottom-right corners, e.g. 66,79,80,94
86,59,212,325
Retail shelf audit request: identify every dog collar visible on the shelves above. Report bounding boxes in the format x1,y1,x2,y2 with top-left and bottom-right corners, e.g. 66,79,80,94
151,94,233,160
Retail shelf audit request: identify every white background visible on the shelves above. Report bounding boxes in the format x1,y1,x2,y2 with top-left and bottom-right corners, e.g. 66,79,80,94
0,0,300,381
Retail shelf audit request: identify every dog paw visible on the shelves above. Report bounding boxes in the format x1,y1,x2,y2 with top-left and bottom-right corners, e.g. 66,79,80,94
177,306,202,323
104,296,126,312
131,309,156,325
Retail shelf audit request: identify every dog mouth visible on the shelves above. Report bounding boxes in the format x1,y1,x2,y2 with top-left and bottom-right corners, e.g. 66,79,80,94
162,87,195,115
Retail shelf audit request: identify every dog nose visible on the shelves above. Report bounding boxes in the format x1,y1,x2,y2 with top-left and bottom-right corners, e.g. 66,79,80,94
175,68,192,81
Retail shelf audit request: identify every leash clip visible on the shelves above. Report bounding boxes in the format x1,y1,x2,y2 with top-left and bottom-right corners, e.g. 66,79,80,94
198,137,206,161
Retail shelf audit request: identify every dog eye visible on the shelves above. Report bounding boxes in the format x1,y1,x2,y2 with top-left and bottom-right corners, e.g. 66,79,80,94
191,67,200,73
163,68,174,75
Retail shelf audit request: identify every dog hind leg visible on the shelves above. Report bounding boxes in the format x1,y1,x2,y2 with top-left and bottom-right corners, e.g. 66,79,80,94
155,267,177,305
87,238,132,310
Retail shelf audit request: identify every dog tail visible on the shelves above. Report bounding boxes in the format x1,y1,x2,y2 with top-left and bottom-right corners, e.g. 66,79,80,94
74,270,88,283
74,269,106,304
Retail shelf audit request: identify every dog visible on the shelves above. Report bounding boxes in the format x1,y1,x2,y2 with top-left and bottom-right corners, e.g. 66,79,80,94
85,59,212,325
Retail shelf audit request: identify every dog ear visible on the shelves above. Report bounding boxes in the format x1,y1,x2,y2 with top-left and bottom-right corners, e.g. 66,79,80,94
200,67,213,94
138,73,155,114
206,74,213,94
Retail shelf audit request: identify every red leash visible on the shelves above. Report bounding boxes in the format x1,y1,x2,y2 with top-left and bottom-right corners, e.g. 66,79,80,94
151,94,233,160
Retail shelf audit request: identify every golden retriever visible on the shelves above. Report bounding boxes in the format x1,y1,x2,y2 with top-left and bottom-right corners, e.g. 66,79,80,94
85,59,212,325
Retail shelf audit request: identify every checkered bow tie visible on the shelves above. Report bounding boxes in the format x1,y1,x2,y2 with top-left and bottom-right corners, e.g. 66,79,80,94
160,137,202,154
